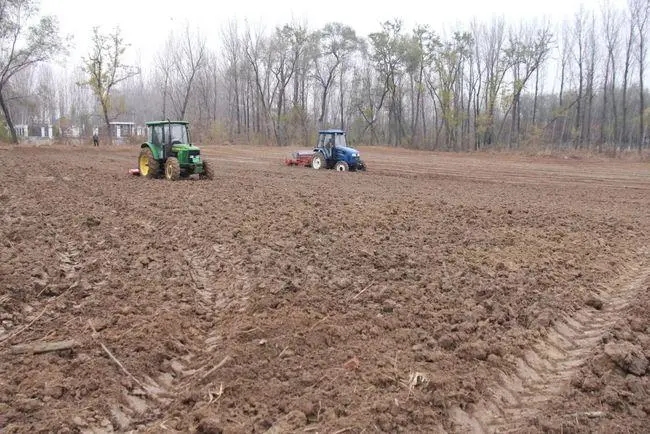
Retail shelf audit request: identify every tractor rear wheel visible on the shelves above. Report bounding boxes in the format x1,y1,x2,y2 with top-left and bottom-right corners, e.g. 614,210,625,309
312,153,326,170
334,161,349,172
200,159,214,180
138,148,159,179
165,157,181,181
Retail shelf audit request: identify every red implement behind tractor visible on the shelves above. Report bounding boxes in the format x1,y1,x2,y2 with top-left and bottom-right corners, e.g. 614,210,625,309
284,150,314,167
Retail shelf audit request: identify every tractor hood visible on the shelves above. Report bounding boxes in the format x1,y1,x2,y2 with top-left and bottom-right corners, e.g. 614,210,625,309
335,146,361,157
171,143,200,152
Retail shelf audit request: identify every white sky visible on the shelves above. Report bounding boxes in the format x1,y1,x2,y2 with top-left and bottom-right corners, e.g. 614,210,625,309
41,0,626,67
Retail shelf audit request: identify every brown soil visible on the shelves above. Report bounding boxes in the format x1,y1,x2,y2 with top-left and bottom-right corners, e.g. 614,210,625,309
0,144,649,433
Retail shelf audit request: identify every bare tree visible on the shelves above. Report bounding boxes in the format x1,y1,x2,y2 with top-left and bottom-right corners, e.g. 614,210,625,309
221,20,243,136
153,49,173,120
269,23,309,145
0,0,65,143
403,25,436,146
58,67,94,135
629,0,649,150
194,52,220,126
503,22,553,147
119,59,152,125
81,27,139,145
370,20,408,146
471,18,512,148
621,10,636,145
572,7,588,148
313,22,359,127
583,13,597,147
427,32,473,149
164,25,207,120
601,3,622,147
35,64,55,126
353,44,388,145
243,23,273,139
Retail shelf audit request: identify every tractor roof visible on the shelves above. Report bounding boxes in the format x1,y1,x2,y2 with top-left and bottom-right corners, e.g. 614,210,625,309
319,129,345,134
146,120,189,126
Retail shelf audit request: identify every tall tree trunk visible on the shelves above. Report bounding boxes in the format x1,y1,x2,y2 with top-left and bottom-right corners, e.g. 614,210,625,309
101,99,112,145
585,23,596,149
621,23,634,146
559,62,565,108
318,84,330,126
409,75,415,144
234,74,241,135
0,90,18,144
639,36,645,152
532,68,540,126
600,55,610,151
576,47,584,148
611,57,618,144
339,67,345,129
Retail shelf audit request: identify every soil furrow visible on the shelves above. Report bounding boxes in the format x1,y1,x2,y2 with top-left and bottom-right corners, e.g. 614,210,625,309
449,261,650,433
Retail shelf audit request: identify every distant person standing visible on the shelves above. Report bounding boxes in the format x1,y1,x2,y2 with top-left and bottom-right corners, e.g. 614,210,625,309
92,133,99,146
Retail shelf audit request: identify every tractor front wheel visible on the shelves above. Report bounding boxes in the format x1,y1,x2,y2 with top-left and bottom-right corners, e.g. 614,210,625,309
165,157,181,181
312,153,326,170
138,148,159,179
200,159,214,180
334,161,349,172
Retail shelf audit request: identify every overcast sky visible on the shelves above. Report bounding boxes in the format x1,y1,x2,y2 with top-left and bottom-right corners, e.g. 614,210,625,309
41,0,627,66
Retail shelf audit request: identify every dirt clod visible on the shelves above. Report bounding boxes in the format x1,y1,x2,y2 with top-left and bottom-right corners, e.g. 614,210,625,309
585,296,604,310
604,342,649,376
196,418,223,434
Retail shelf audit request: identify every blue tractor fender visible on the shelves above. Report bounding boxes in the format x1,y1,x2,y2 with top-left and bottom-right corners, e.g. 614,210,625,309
313,148,329,159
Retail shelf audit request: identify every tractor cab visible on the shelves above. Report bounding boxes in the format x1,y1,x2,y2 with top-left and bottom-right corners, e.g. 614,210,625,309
149,121,191,159
311,129,366,172
137,120,213,180
317,130,347,159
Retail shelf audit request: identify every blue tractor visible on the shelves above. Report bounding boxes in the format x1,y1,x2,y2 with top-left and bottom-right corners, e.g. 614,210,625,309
311,129,366,172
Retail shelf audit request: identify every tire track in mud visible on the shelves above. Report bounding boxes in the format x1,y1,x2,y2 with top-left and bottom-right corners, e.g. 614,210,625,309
183,244,253,316
99,247,255,432
449,256,650,433
82,249,228,433
184,250,217,310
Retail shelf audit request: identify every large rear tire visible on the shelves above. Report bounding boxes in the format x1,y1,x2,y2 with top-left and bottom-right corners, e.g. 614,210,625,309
138,148,159,179
165,157,181,181
200,159,214,180
312,153,326,170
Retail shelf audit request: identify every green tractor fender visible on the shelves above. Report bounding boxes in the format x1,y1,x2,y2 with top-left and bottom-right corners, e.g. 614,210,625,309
141,143,163,160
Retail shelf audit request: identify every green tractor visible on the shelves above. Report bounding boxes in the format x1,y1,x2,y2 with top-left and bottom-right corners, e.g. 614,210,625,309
138,120,213,180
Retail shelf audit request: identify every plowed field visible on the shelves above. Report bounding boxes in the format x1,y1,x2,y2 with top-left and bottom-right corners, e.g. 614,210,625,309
1,144,649,433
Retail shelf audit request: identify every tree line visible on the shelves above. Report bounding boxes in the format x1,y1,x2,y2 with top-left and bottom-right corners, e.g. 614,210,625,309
1,0,649,151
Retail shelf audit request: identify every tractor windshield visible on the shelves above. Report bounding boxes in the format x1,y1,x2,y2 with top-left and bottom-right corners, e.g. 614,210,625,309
318,133,347,148
169,124,189,144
